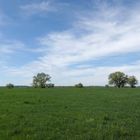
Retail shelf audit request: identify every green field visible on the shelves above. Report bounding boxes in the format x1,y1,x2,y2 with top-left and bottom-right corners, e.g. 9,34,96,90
0,88,140,140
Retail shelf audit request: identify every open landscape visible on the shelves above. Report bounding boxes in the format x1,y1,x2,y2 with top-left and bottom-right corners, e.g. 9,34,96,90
1,0,140,139
0,87,139,140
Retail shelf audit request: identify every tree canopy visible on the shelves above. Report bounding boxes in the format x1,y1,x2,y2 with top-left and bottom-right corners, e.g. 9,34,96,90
75,83,83,88
6,83,14,89
108,71,139,88
108,71,128,88
32,73,51,88
128,76,138,88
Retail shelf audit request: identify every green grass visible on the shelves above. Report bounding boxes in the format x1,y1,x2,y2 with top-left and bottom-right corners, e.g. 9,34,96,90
0,87,140,140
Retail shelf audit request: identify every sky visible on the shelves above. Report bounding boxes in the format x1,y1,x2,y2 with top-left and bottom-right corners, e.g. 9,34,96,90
0,0,140,86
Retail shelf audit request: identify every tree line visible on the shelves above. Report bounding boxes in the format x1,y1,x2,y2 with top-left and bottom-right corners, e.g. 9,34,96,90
5,71,138,88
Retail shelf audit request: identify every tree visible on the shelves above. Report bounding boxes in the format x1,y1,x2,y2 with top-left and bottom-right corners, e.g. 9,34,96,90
6,83,14,89
75,83,83,88
32,73,51,88
127,76,138,88
108,71,128,88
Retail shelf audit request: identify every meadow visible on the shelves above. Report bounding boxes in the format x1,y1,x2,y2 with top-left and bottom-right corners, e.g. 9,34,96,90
0,87,139,140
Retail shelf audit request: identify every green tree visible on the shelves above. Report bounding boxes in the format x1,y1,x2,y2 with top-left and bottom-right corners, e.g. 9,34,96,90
108,71,128,88
6,83,14,89
75,83,83,88
32,73,51,88
128,76,138,88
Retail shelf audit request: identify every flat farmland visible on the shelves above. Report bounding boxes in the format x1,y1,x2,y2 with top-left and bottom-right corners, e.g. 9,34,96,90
0,88,139,140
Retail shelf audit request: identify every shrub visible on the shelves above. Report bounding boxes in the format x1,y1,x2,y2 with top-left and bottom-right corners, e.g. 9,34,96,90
6,83,14,89
75,83,83,88
105,84,109,88
46,83,55,88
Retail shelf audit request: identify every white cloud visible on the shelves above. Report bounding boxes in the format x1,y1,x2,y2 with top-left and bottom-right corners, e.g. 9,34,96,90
20,1,56,16
34,3,140,67
1,60,140,86
32,4,140,85
0,40,25,54
1,2,140,86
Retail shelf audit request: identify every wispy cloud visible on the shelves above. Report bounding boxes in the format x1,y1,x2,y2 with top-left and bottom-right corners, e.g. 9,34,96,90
0,39,27,69
0,40,25,54
31,3,140,85
37,4,140,66
1,1,140,86
20,1,56,16
1,60,140,86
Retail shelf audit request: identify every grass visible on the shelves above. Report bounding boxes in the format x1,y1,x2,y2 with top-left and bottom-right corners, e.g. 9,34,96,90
0,87,140,140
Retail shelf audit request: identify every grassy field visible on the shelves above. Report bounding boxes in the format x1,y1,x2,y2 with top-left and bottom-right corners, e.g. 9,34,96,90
0,87,140,140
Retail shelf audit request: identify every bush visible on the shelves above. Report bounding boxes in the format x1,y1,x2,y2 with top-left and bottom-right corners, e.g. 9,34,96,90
46,83,55,88
6,83,14,89
75,83,83,88
105,84,109,88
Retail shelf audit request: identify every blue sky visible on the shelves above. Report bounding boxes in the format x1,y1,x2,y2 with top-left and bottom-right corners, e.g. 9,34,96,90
0,0,140,86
